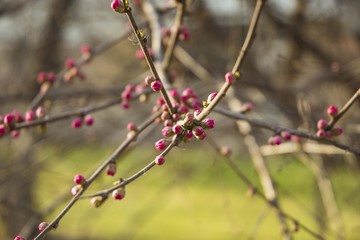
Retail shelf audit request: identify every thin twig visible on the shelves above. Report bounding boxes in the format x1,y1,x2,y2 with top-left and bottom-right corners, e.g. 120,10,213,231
125,8,175,115
327,88,360,129
27,23,146,111
206,137,325,240
33,112,160,240
162,0,186,70
214,107,360,156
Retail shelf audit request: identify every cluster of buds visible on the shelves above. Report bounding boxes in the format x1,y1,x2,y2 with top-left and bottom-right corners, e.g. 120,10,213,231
0,107,47,138
152,87,216,159
63,58,86,82
71,174,86,196
71,115,94,129
37,72,56,91
161,25,191,44
316,105,343,139
120,83,147,109
0,111,23,138
268,131,294,146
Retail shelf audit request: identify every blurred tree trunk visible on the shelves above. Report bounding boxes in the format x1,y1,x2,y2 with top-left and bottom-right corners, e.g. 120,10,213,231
0,0,75,238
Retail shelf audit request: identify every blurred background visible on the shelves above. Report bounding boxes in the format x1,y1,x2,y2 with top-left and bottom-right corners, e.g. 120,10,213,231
0,0,359,239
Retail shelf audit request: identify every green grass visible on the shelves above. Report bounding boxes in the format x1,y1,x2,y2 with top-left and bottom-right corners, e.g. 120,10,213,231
33,145,360,240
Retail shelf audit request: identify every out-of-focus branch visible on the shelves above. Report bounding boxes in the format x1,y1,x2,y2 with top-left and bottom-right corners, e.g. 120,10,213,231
227,88,292,240
214,107,360,156
206,136,324,240
33,112,161,239
298,153,345,240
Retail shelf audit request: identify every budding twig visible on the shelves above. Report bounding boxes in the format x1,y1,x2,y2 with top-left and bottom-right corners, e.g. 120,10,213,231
33,112,160,239
125,8,175,115
327,88,360,129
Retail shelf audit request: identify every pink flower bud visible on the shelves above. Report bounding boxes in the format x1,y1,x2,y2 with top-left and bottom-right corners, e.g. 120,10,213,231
106,162,117,176
80,43,92,61
280,131,291,141
11,130,20,138
195,131,206,140
207,92,217,104
74,174,85,185
47,72,56,83
90,196,105,208
38,222,49,232
178,105,188,114
14,236,25,240
201,118,215,129
156,97,165,106
155,139,170,151
269,135,282,145
327,105,338,116
84,115,94,126
121,101,130,109
37,72,47,84
326,130,334,138
72,117,83,129
71,185,82,196
192,126,204,137
242,102,254,113
161,126,174,137
182,87,195,98
4,114,14,125
65,58,76,69
172,124,182,135
35,106,47,119
112,188,126,200
163,119,173,127
161,111,170,121
225,72,235,84
317,119,328,130
220,146,232,157
185,131,193,139
333,127,343,137
316,129,326,138
291,135,300,143
0,124,7,136
179,25,191,41
170,89,179,99
127,122,137,132
155,155,165,165
121,90,132,100
111,0,125,13
151,80,162,91
172,113,180,121
184,112,194,125
144,75,154,86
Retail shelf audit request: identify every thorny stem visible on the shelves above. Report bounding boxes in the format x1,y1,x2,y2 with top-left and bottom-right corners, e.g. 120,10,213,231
327,88,360,129
206,137,324,240
214,107,360,156
125,9,175,115
33,112,160,240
